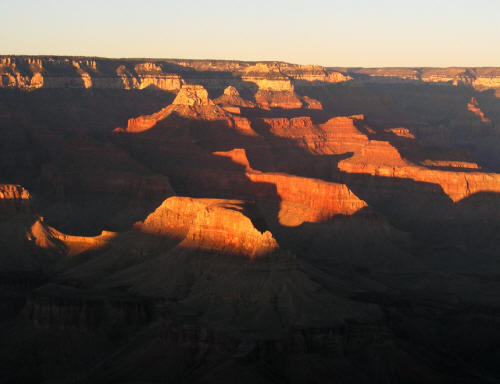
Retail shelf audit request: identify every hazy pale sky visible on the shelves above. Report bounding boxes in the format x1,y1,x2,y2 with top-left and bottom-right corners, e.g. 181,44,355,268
1,0,499,67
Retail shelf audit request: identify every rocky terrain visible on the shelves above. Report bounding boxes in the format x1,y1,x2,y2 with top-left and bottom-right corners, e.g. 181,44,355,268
2,55,500,383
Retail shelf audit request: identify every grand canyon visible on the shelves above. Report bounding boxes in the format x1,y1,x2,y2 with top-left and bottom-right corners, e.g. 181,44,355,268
2,56,500,383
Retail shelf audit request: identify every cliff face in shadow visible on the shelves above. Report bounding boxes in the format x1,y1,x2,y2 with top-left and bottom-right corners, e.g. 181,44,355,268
2,57,500,383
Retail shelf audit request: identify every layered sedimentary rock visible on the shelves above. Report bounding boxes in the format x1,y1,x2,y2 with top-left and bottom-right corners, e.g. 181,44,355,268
0,184,31,214
302,95,323,110
0,56,349,92
214,85,255,109
256,111,500,203
337,132,500,202
467,97,491,123
0,57,183,90
214,148,368,226
420,160,480,169
135,196,278,258
4,56,500,97
117,63,183,91
340,66,500,92
254,90,303,109
385,127,415,139
260,115,369,155
121,84,261,135
247,172,368,226
122,84,231,133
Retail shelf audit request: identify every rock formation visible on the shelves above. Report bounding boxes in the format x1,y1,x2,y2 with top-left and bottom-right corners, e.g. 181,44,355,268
467,97,491,123
135,196,278,258
122,84,230,132
0,184,31,214
337,129,500,202
214,85,255,109
27,217,117,257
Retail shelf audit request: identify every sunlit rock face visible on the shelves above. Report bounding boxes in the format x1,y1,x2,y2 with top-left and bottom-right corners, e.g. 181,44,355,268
213,148,368,226
214,86,255,109
122,84,231,133
385,127,415,139
27,217,117,257
467,97,491,123
337,132,500,202
0,56,350,92
4,56,500,99
135,197,278,258
343,66,500,91
0,184,31,214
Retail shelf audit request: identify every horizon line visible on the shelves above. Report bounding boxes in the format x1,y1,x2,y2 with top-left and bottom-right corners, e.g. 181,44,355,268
1,53,499,70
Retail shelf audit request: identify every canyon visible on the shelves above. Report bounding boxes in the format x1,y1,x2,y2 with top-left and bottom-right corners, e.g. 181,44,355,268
2,56,500,383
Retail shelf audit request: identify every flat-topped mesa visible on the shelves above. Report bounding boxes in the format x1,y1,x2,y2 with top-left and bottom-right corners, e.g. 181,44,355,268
0,184,32,214
134,197,278,258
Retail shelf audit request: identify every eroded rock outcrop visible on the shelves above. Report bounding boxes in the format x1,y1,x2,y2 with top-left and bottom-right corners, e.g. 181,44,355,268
214,85,255,109
27,217,117,257
420,160,480,169
385,127,415,139
135,197,278,258
337,131,500,202
213,148,368,226
122,84,245,133
343,66,500,92
254,90,303,109
0,56,352,92
467,97,491,123
117,64,183,91
261,115,369,155
0,184,32,214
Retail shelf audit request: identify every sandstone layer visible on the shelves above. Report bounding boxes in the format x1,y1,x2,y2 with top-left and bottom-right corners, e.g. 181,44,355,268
135,196,278,258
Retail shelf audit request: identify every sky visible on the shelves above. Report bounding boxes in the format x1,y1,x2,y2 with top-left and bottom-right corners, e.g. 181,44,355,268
1,0,499,67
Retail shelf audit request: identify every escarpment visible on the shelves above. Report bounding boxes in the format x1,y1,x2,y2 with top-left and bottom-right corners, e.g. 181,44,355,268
4,56,500,97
